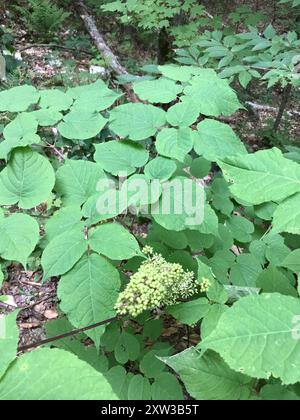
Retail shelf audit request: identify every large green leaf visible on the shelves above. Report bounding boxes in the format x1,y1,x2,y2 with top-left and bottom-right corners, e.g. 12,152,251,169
202,293,300,384
184,70,241,117
133,78,183,103
0,311,19,379
0,348,117,400
219,148,300,205
167,298,210,326
39,89,73,111
0,113,40,159
156,127,195,162
58,109,107,140
151,373,184,400
41,227,87,281
144,157,177,181
55,160,107,206
128,375,152,400
58,253,120,347
195,119,247,161
272,193,300,234
94,140,149,176
161,348,254,400
166,98,200,127
152,177,205,231
0,148,55,209
0,85,39,112
109,103,166,141
89,223,141,260
0,214,39,267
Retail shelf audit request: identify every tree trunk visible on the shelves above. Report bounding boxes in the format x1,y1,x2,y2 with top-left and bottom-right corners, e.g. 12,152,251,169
273,84,292,132
158,28,172,64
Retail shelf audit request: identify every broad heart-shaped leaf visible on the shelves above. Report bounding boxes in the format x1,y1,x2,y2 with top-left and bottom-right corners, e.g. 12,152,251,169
0,214,39,267
167,298,210,326
0,148,55,209
0,85,39,112
281,250,300,274
44,205,83,244
156,127,195,162
109,103,166,141
0,311,19,379
144,157,177,181
0,113,40,159
151,372,184,400
41,227,87,281
94,140,149,176
184,70,241,117
195,119,247,161
161,348,254,401
58,109,107,140
39,89,73,111
202,293,300,385
272,193,300,235
219,148,300,205
55,159,107,206
158,64,203,82
32,108,63,127
0,348,117,400
133,77,183,103
229,254,263,287
89,222,141,260
128,375,152,400
166,98,200,127
152,177,205,232
58,253,120,347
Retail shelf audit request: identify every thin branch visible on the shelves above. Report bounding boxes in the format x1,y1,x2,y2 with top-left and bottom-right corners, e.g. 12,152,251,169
18,316,120,352
18,44,94,56
245,101,300,117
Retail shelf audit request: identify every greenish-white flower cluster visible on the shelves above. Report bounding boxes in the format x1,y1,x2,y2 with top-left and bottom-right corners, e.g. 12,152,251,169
115,247,199,317
200,277,212,293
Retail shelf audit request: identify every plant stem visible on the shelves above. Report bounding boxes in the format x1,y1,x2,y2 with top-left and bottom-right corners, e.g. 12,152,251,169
273,84,292,132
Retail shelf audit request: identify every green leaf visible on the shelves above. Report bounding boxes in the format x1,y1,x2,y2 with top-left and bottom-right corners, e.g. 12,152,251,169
58,110,107,140
158,64,203,82
70,80,122,112
109,103,166,141
229,254,263,287
167,298,210,326
0,148,55,209
195,119,247,161
260,384,300,401
44,205,83,244
0,113,40,159
219,148,300,205
0,214,39,267
201,304,229,339
161,348,254,400
41,227,87,281
94,140,149,176
152,177,205,232
55,160,107,206
202,293,300,384
114,331,140,364
0,311,19,379
89,222,141,260
0,348,117,400
184,70,241,117
140,350,168,379
0,85,39,112
39,89,73,111
133,78,183,103
105,366,130,400
272,193,300,235
190,157,212,179
156,127,195,162
281,250,300,274
151,372,184,400
58,253,120,347
167,98,200,127
226,215,254,243
257,265,298,297
144,157,177,181
128,375,152,400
